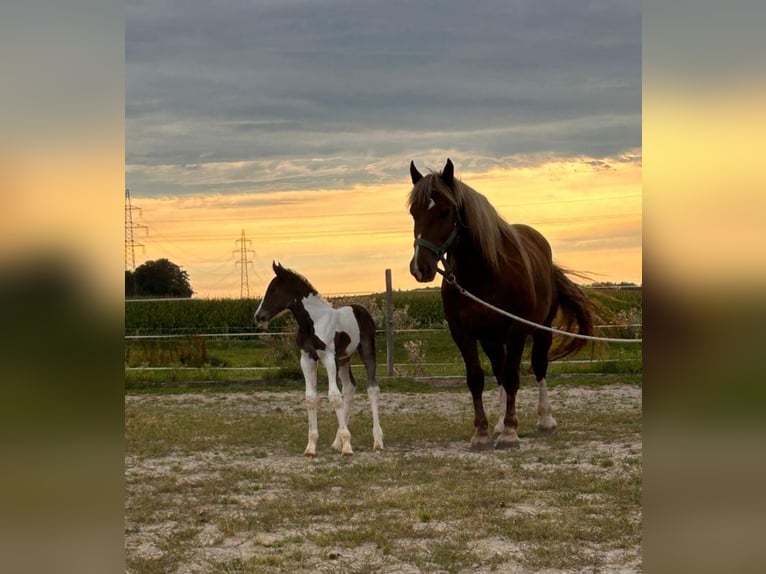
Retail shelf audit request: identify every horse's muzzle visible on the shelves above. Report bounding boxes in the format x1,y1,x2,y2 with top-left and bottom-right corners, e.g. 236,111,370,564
410,255,437,283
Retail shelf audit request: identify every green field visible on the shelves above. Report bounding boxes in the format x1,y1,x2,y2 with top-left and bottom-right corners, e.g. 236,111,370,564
125,287,641,391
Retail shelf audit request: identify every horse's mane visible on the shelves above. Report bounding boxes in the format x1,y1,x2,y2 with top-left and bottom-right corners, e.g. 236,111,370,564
408,171,529,275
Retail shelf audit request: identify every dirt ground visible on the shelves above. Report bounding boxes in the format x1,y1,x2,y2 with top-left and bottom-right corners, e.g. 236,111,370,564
126,382,642,573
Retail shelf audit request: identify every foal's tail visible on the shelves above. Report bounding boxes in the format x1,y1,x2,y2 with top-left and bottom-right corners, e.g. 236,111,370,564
350,304,378,385
549,265,594,362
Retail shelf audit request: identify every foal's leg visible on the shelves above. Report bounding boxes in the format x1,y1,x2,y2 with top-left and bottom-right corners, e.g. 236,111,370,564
531,329,557,432
341,362,356,426
332,361,356,451
454,333,490,450
319,350,352,455
359,340,384,450
300,351,320,457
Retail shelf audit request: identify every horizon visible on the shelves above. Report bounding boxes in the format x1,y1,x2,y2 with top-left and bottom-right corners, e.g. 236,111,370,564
127,156,642,298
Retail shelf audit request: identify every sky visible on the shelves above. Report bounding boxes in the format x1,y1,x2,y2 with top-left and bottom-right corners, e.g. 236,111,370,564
126,0,642,298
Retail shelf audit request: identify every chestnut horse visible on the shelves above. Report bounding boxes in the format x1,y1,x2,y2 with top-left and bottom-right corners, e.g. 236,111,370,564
408,159,593,450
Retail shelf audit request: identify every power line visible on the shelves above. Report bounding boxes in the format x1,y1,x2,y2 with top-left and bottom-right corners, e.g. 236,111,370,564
139,192,641,225
233,229,255,299
124,188,148,271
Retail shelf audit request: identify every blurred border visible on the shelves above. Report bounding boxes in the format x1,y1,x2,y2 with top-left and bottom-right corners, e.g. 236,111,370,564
3,1,766,572
645,0,766,571
1,1,124,573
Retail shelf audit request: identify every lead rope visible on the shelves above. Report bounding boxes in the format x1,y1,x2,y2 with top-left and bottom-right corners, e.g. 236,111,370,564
437,270,642,344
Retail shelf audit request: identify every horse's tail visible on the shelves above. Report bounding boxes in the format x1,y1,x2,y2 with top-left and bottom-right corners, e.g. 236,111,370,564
549,265,594,362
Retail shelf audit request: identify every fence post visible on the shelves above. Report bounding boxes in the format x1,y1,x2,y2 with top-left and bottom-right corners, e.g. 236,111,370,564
385,268,394,377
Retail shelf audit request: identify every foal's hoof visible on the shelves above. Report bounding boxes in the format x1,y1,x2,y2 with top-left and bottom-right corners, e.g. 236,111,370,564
304,452,316,459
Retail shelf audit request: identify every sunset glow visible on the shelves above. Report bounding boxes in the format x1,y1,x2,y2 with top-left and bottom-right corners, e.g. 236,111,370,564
130,155,642,298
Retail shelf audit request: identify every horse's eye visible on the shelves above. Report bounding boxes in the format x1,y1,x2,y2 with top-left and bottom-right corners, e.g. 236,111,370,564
440,208,451,219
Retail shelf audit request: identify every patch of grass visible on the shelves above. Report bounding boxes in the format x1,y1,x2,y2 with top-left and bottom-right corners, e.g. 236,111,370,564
126,401,308,458
126,523,199,574
418,536,478,572
126,322,642,392
126,384,641,572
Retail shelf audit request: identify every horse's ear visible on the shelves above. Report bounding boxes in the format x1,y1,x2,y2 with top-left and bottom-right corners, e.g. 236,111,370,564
442,158,454,186
410,161,423,185
272,261,281,274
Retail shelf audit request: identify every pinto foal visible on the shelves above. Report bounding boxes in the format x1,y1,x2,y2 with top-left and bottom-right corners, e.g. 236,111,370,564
254,262,384,457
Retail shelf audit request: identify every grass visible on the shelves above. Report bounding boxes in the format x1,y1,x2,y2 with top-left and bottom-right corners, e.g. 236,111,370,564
125,326,642,393
125,290,642,572
126,376,642,573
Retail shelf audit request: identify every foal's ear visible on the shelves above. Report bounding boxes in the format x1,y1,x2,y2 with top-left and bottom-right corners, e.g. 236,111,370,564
410,161,423,185
442,158,454,186
272,261,282,274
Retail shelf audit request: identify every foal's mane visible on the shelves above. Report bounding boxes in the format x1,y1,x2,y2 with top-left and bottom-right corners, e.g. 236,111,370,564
408,170,525,274
279,266,319,297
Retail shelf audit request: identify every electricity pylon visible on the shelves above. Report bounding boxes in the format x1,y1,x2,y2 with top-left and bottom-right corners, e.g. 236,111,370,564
233,230,255,299
125,188,148,271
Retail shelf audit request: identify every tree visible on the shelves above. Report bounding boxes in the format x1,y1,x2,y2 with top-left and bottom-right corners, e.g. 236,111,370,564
131,258,193,298
125,270,136,297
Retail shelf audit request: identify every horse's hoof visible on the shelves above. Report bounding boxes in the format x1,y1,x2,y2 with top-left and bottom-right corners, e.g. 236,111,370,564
304,452,316,459
537,415,558,433
494,429,521,450
537,421,558,434
470,435,493,451
373,443,384,451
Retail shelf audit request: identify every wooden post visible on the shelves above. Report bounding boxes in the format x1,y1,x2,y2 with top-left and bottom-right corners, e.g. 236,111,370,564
385,268,394,377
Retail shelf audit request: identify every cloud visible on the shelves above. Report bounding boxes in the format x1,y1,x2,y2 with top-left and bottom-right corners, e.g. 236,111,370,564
126,0,641,196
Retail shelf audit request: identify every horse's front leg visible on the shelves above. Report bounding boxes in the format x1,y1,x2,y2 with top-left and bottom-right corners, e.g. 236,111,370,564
454,335,490,450
319,350,352,455
492,336,525,449
300,351,319,458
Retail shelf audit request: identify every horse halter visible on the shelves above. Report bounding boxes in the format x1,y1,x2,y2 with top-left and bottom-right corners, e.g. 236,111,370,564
414,209,464,276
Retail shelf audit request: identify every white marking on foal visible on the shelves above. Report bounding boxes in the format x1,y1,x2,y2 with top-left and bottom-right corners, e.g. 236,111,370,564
336,306,361,355
427,198,435,210
368,385,384,450
301,294,355,455
537,377,557,431
333,363,356,452
300,351,319,457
